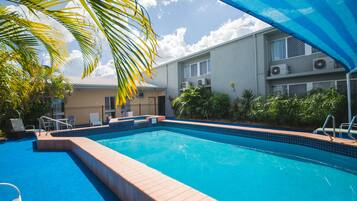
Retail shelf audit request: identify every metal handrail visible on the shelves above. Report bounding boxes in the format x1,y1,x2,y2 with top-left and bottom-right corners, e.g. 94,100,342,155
347,115,357,141
0,182,22,201
320,114,335,140
39,116,73,135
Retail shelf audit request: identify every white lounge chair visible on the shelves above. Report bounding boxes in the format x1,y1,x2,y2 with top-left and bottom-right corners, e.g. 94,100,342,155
10,118,35,132
90,113,102,126
9,118,36,138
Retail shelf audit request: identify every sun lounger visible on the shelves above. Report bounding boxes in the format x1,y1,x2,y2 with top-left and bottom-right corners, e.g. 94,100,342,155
90,113,102,126
9,118,36,138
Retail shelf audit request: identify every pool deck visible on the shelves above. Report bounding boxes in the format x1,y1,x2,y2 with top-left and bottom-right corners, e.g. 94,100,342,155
162,120,357,147
35,118,357,201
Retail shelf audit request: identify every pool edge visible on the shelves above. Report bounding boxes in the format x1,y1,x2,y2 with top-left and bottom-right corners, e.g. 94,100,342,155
36,135,215,201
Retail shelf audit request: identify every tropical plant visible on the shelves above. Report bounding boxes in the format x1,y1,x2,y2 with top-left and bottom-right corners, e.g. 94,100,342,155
231,89,255,120
1,0,157,106
0,47,72,131
208,92,230,118
172,87,211,118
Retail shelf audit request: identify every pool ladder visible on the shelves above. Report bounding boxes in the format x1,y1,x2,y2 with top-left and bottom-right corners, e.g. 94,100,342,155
0,182,22,201
38,116,73,135
320,114,336,140
347,115,357,141
316,114,357,141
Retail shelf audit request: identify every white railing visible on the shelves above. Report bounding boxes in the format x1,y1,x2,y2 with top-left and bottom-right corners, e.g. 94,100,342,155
321,114,335,140
39,116,73,135
0,182,22,201
347,115,357,141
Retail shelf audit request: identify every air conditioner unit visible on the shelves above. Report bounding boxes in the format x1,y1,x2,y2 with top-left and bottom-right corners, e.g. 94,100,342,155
270,64,290,76
181,81,190,90
197,79,205,86
313,57,335,71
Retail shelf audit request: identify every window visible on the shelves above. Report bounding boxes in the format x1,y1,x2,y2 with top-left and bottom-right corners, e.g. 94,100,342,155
271,39,286,61
199,60,208,75
289,84,307,96
183,65,190,78
52,99,64,119
337,80,357,93
272,85,288,95
287,37,305,57
312,81,335,90
207,59,211,73
190,63,198,77
105,96,115,118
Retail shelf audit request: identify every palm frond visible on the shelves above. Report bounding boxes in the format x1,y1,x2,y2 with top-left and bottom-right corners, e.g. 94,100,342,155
0,6,67,69
78,0,158,105
7,0,101,73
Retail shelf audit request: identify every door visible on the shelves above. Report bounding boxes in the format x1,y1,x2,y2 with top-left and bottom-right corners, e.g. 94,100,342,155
158,96,166,116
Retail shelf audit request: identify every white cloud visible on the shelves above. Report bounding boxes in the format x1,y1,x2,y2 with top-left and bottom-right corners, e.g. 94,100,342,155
61,50,116,78
156,14,270,64
139,0,179,8
61,50,84,77
139,0,157,8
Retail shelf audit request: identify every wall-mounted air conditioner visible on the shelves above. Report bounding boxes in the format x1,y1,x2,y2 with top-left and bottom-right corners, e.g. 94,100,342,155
197,79,205,86
270,64,290,76
313,57,335,71
181,81,191,90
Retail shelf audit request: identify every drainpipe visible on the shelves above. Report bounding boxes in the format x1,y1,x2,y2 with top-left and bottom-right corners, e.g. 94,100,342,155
346,72,352,122
253,34,258,94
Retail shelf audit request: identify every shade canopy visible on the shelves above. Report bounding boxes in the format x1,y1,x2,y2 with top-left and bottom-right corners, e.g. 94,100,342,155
222,0,357,73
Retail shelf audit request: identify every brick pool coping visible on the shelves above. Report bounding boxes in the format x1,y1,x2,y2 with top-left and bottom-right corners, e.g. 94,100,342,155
162,120,357,147
36,118,357,201
36,135,214,201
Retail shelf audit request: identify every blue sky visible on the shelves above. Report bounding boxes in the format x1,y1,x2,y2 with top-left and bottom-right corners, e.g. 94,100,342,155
145,0,243,43
5,0,269,78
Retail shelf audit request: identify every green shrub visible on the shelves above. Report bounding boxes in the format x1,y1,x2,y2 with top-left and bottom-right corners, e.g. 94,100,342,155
248,88,346,127
231,89,255,120
209,92,230,118
172,86,211,118
173,86,349,128
299,89,345,126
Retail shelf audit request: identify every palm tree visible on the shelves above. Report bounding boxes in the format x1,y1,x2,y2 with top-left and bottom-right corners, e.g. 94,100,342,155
0,0,157,106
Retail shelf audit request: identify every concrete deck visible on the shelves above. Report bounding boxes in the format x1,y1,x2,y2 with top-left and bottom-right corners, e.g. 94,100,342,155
162,120,357,147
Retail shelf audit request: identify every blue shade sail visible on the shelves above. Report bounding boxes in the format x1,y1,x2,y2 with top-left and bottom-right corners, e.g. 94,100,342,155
221,0,357,72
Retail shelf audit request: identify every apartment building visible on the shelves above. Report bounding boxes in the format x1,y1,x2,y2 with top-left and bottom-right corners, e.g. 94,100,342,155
147,27,357,117
52,77,166,125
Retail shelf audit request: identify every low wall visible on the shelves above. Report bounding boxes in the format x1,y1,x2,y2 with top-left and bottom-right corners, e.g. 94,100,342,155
36,135,214,201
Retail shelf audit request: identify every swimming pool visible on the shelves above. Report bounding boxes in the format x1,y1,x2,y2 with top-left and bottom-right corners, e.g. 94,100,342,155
0,139,119,201
91,126,357,201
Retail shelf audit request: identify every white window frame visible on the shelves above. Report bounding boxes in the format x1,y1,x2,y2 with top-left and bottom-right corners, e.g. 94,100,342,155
272,78,357,96
190,63,198,77
185,59,211,78
271,36,317,61
105,96,116,115
199,59,210,76
183,65,191,79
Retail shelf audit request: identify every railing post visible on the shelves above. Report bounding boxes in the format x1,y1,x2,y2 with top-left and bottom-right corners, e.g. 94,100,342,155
101,105,104,124
139,104,142,115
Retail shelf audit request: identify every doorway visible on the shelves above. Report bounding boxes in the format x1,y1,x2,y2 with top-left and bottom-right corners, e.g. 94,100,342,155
158,96,166,116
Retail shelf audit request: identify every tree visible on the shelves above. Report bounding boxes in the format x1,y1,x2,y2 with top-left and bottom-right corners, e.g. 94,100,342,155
0,0,157,106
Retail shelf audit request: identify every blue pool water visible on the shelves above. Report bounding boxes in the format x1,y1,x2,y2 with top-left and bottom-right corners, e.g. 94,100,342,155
92,126,357,201
0,138,118,201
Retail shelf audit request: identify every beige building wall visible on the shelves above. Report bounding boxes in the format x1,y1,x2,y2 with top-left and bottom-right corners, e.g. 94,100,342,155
64,87,165,125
